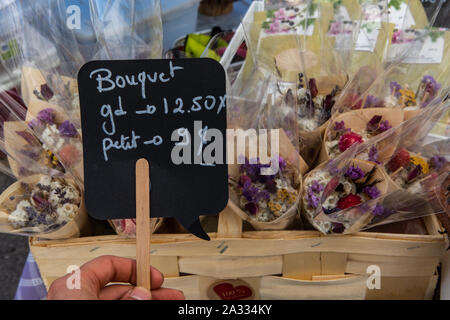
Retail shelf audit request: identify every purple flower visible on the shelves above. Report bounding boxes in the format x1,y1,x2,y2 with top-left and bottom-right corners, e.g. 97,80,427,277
372,203,385,216
239,175,252,187
310,180,324,194
367,115,382,132
255,190,270,202
430,155,446,171
245,202,259,215
265,179,277,193
333,120,346,131
422,75,441,92
390,81,402,98
36,108,55,124
58,120,77,137
306,193,320,209
363,186,381,199
242,184,259,202
368,146,381,164
378,120,392,132
363,95,383,108
40,84,54,101
344,165,365,180
28,118,43,129
407,165,422,181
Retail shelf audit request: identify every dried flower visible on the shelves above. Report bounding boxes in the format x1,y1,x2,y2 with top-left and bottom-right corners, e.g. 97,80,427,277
345,165,365,180
430,155,446,171
16,130,36,145
333,120,346,131
363,95,383,109
58,144,80,166
338,131,363,152
411,156,429,174
309,78,318,98
265,179,277,193
378,120,392,132
310,180,324,193
58,120,77,137
362,186,381,199
306,192,320,208
28,118,42,129
407,165,422,181
326,160,340,175
390,81,402,98
337,194,362,209
40,84,54,101
368,146,380,164
367,115,382,132
36,108,56,124
386,149,410,172
245,202,259,215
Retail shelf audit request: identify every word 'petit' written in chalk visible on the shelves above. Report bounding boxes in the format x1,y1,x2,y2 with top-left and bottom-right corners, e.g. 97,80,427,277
89,61,184,99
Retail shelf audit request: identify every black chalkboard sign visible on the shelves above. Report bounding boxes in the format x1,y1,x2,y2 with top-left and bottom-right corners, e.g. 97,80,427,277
78,58,228,240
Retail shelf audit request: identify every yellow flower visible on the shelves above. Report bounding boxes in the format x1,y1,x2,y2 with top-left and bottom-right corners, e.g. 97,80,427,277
411,156,429,174
399,88,416,106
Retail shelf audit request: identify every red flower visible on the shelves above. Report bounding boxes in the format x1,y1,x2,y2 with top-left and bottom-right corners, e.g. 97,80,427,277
386,149,410,172
338,131,363,152
337,194,362,210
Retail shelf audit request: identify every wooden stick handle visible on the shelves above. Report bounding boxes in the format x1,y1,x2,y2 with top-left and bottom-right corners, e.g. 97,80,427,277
136,158,151,290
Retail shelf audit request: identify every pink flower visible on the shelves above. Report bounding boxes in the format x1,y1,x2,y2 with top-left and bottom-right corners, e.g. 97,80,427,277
274,9,286,20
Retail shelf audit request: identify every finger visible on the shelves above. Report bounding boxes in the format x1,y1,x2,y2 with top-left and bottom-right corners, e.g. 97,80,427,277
80,255,164,290
120,286,152,300
151,287,185,300
98,284,134,300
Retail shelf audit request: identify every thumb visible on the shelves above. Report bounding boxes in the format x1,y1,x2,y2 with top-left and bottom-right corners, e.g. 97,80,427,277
121,286,152,300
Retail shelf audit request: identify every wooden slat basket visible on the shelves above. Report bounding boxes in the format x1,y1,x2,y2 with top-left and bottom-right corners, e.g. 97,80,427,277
30,204,448,300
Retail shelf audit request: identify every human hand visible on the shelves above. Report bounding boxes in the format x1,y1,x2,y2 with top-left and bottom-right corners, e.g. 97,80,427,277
47,255,185,300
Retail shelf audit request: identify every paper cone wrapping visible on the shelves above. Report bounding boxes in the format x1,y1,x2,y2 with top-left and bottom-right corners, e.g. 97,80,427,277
108,218,163,237
0,174,88,239
22,67,79,120
302,159,389,234
228,129,303,230
319,108,405,164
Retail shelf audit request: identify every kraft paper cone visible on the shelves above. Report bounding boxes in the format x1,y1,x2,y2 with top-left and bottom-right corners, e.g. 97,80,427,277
227,129,303,230
3,121,29,178
319,108,405,164
0,174,89,239
302,159,389,234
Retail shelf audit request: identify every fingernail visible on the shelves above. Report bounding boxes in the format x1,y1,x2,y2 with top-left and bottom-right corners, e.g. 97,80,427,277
129,286,152,300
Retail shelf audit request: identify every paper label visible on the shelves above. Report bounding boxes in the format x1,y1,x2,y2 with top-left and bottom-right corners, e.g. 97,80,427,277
388,1,415,29
355,21,380,52
262,3,320,36
387,29,445,64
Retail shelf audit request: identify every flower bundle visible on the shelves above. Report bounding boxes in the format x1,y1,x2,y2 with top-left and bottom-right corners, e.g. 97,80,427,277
320,108,404,162
231,156,299,223
0,174,88,239
302,159,387,233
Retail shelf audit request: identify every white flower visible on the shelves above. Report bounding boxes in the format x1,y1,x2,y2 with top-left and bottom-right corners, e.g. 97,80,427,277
38,176,52,188
16,200,32,211
62,185,80,203
49,190,61,207
56,203,78,223
42,125,65,151
341,179,356,195
50,180,63,191
323,193,339,210
8,208,29,227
